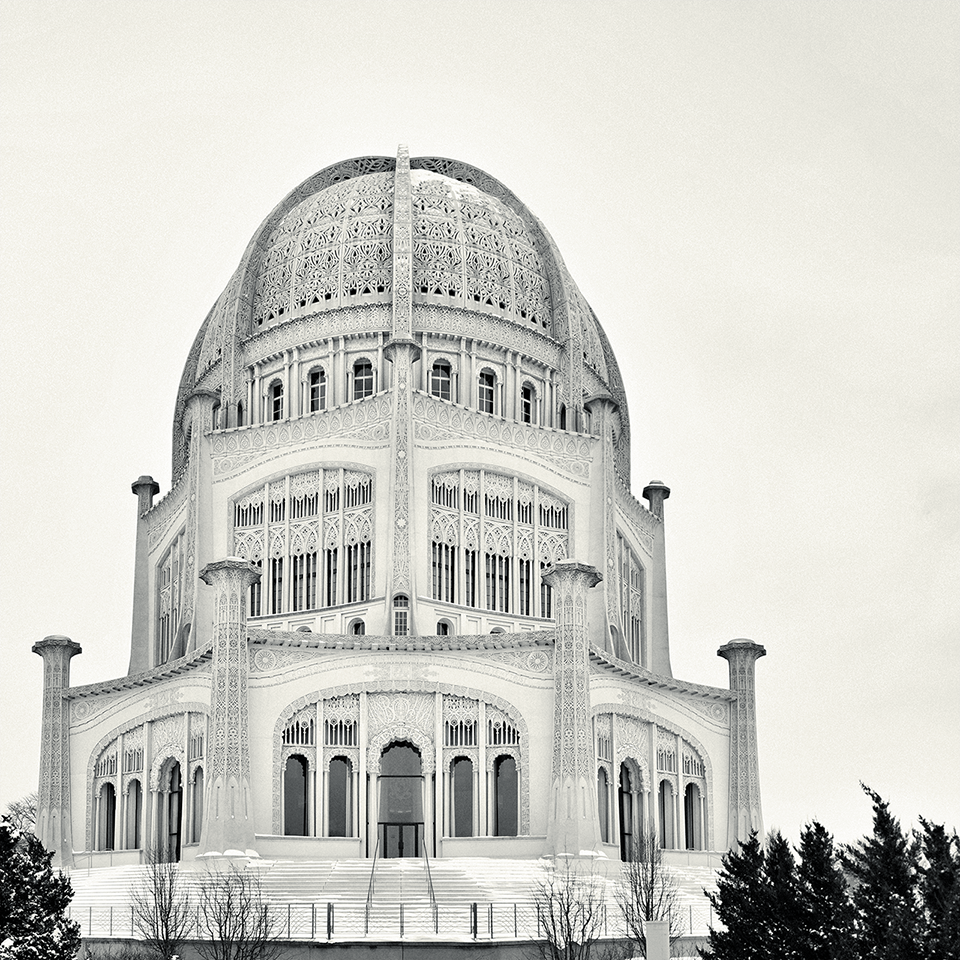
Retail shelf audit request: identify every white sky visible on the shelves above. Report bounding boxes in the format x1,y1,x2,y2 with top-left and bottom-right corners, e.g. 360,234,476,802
1,0,957,846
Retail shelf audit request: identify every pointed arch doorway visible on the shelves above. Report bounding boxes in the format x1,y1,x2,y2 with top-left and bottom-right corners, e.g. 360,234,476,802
377,742,424,858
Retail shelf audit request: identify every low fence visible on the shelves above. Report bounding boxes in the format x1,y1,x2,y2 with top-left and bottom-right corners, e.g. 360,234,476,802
69,900,715,942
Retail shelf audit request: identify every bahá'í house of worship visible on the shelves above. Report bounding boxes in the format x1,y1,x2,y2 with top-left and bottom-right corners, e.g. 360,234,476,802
34,149,765,887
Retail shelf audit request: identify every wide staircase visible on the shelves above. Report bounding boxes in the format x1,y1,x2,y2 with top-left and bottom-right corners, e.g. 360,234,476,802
69,856,717,942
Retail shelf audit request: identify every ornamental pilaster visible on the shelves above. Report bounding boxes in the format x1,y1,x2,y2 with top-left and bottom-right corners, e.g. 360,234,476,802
718,638,766,846
33,635,82,868
543,560,603,858
383,144,419,626
197,558,260,857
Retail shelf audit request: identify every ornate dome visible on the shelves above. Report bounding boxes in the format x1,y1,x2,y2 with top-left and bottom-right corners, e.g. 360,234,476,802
175,153,630,478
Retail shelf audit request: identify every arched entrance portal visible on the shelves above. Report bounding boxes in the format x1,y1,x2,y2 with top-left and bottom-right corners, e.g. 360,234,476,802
378,743,423,858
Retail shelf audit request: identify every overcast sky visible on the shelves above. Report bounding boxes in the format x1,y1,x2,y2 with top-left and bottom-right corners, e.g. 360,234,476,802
1,0,957,847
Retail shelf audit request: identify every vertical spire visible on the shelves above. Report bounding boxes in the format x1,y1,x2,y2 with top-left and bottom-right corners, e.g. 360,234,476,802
543,560,603,857
33,635,82,868
718,639,766,846
198,558,261,857
391,144,414,343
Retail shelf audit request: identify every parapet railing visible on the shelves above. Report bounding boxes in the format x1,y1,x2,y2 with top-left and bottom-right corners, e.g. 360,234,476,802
68,899,715,942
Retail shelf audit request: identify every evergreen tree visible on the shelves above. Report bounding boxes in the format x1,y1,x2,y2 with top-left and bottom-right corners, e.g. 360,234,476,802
764,830,804,960
0,817,80,960
917,818,960,960
701,831,770,960
844,785,923,960
796,820,856,960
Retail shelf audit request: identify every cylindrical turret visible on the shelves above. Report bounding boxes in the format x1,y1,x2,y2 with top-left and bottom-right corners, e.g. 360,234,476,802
642,480,672,676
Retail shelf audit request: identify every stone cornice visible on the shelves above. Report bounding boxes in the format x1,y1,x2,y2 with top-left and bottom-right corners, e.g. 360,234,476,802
248,627,555,654
588,647,736,701
65,643,214,699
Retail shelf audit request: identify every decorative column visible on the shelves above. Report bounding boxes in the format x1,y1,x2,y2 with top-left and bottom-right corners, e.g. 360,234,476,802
543,560,603,858
33,635,82,867
642,481,673,677
717,639,766,846
129,476,160,675
383,144,420,630
197,558,260,858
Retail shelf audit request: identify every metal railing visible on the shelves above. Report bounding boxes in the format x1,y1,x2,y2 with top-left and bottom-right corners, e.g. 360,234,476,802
69,899,715,942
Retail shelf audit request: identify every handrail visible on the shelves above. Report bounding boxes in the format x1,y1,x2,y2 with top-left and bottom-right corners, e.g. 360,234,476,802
422,844,437,907
366,834,380,906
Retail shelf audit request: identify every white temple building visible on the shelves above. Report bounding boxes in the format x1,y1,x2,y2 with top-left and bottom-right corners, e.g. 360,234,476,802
34,148,765,876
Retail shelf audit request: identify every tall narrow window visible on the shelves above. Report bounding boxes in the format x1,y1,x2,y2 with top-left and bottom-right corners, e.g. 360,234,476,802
493,756,518,836
269,381,284,422
292,552,317,611
353,360,374,400
597,768,610,843
658,780,675,849
451,757,473,837
464,550,478,608
284,755,309,837
328,758,353,837
270,557,283,614
430,360,452,401
126,780,142,849
211,402,221,430
347,542,371,603
324,549,338,606
559,403,567,430
192,768,204,843
97,783,116,851
619,765,633,861
478,370,495,414
236,401,244,426
518,558,532,616
393,594,409,636
684,783,702,850
485,554,510,612
540,562,553,619
432,542,457,603
249,560,262,618
308,368,326,412
521,384,534,424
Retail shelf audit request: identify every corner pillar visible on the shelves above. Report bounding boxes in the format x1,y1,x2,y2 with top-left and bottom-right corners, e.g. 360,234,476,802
33,635,82,868
543,560,603,858
128,476,160,675
197,558,260,858
718,639,766,846
642,480,672,677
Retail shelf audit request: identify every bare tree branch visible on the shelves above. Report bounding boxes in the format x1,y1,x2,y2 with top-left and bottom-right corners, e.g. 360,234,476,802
194,863,285,960
531,858,612,960
128,846,194,960
615,832,685,957
4,792,38,833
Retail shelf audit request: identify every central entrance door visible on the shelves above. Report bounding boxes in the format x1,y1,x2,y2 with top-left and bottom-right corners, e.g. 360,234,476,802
378,743,423,858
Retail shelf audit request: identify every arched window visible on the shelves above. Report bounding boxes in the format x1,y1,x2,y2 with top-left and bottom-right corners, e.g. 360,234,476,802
684,783,702,851
353,360,374,400
436,620,451,636
349,618,366,636
192,768,204,844
478,370,495,414
284,755,309,837
125,779,142,850
451,757,473,837
308,368,326,413
493,755,518,837
393,595,409,636
430,361,453,401
162,761,183,862
328,757,353,837
558,403,567,430
619,765,633,861
597,768,610,843
211,402,221,430
658,780,675,849
236,401,244,426
269,380,284,422
97,782,116,851
521,383,535,424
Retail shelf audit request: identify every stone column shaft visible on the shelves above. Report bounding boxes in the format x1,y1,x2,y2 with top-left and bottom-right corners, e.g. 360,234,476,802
33,635,82,868
197,558,260,857
129,476,160,675
543,560,603,858
718,638,766,846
